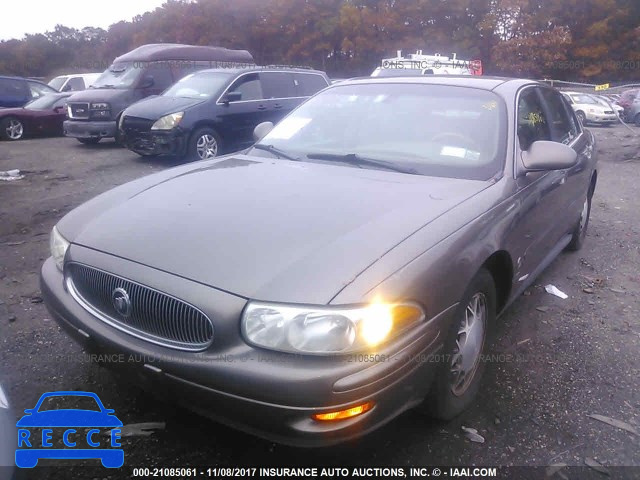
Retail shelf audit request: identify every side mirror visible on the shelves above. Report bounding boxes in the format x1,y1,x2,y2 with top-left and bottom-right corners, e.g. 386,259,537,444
253,121,274,142
521,140,577,173
140,76,155,89
221,91,242,104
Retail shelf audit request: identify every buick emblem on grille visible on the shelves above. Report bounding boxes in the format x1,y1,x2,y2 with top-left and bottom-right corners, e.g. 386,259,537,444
112,288,131,317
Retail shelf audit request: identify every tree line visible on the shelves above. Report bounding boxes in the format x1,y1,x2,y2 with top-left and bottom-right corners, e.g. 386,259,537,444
1,0,639,82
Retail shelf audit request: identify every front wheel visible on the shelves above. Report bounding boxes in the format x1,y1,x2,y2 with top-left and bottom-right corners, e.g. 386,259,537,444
1,117,24,140
422,269,496,420
188,127,221,161
566,185,593,251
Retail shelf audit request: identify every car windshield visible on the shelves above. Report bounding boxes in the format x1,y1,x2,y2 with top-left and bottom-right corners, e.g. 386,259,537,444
570,94,599,105
163,72,232,98
24,95,62,110
92,62,141,89
48,77,66,91
252,83,507,180
37,395,101,412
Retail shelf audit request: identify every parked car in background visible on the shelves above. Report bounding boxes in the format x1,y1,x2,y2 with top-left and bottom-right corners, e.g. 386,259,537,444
592,94,624,118
119,66,330,160
617,89,639,121
0,383,16,479
0,92,72,140
561,91,617,125
0,75,58,108
42,76,597,447
48,73,101,92
63,43,255,145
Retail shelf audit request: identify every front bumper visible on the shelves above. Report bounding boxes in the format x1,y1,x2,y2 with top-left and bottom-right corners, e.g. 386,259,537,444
122,128,187,156
40,247,451,447
64,120,117,139
585,113,617,124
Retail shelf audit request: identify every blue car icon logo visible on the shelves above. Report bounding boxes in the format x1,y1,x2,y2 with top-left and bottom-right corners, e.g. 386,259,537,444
15,391,123,468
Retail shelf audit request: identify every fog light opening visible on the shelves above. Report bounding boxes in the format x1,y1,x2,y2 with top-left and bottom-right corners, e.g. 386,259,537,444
312,401,375,422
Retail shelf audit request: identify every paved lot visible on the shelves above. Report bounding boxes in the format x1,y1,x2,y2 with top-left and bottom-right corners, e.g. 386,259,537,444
1,129,639,479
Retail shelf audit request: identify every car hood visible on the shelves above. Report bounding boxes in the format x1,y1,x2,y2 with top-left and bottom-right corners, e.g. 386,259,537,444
123,95,205,119
66,88,130,103
66,156,490,304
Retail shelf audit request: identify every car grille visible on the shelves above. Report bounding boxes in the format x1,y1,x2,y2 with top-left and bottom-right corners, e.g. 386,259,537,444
604,110,614,114
68,103,90,119
66,263,214,351
122,116,154,133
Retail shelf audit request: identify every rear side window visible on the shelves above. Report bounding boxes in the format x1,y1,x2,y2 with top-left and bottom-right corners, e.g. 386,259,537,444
539,88,579,145
294,73,329,96
27,81,51,99
260,72,296,99
228,73,263,101
517,88,550,151
0,78,28,96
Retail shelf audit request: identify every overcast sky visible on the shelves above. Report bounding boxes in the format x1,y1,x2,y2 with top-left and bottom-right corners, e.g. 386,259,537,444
1,0,168,41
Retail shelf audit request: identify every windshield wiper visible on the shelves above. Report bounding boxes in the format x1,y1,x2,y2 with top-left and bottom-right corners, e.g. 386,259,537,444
252,144,300,161
306,152,416,174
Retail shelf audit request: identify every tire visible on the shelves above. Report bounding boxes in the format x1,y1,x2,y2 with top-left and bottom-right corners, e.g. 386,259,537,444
566,179,594,251
188,127,221,161
1,117,25,140
576,111,586,125
77,137,100,145
422,269,496,420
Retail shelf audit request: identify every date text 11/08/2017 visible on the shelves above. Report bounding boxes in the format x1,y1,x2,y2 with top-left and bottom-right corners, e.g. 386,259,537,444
131,467,499,478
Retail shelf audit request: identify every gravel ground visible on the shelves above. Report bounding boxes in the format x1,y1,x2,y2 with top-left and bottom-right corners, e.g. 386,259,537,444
1,127,639,480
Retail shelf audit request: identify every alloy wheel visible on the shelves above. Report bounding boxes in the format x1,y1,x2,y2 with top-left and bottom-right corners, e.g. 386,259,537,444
450,292,487,396
196,134,218,159
6,119,24,140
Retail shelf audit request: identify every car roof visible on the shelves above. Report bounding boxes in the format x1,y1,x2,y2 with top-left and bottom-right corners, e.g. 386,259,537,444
113,43,254,64
192,66,328,76
336,75,540,91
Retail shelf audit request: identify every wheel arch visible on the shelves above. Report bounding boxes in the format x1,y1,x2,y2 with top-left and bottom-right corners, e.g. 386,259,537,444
481,250,514,314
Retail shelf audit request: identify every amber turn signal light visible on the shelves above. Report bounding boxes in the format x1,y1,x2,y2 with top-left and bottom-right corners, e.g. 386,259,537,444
312,401,375,422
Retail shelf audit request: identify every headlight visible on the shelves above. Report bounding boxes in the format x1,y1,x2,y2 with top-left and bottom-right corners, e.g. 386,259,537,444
151,112,184,130
242,301,425,355
91,102,110,110
0,385,8,409
49,226,70,272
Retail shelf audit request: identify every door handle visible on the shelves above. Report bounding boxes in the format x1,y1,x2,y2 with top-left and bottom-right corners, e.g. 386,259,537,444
257,105,267,111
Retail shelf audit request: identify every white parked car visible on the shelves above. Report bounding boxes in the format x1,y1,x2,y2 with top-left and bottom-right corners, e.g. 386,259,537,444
592,94,624,117
561,91,617,126
48,73,101,92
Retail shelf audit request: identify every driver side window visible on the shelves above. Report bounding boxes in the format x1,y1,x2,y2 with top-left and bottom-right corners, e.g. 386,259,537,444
228,73,263,102
517,88,551,151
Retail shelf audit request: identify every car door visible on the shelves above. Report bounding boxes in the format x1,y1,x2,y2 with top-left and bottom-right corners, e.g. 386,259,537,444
538,87,593,237
217,72,269,150
506,86,566,281
259,72,298,123
41,96,70,134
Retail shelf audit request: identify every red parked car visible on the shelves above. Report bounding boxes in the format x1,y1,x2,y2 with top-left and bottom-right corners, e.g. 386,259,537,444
0,92,72,141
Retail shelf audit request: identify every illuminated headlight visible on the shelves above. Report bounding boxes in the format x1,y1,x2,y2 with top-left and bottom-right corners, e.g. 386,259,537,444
49,226,70,272
151,112,184,130
242,301,425,355
91,102,110,110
